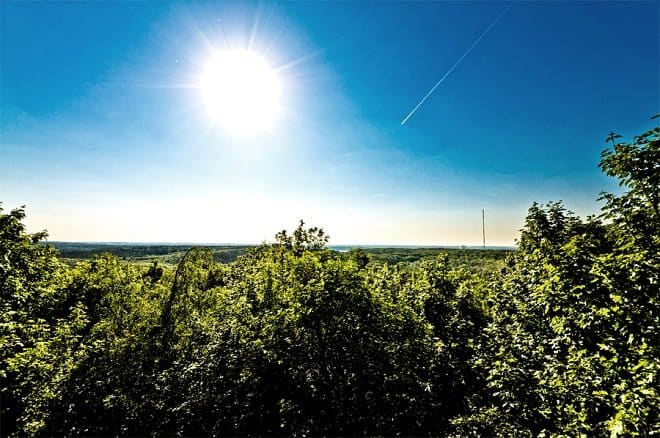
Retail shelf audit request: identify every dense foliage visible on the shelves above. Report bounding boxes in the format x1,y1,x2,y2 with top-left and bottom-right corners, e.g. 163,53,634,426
1,122,658,436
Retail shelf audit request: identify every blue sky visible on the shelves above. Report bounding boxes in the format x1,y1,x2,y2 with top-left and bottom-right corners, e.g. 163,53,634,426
1,1,658,245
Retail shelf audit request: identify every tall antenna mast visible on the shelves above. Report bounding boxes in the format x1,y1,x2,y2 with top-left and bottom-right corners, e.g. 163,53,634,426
482,209,486,249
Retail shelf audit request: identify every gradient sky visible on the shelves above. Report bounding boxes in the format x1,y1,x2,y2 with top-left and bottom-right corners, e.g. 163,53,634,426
1,1,658,245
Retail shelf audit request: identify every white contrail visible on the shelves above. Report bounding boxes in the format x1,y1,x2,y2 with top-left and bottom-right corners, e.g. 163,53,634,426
401,3,514,125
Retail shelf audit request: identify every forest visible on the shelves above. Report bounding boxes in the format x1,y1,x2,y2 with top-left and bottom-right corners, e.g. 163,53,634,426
1,123,658,436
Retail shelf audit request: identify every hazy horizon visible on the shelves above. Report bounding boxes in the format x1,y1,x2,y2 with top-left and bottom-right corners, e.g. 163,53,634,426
45,240,517,249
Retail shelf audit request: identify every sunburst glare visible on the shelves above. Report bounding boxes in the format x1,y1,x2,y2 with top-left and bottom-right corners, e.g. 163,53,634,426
198,49,281,134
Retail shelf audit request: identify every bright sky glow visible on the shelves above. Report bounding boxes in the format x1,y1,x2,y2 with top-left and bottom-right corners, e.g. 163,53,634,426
1,2,658,246
199,49,281,133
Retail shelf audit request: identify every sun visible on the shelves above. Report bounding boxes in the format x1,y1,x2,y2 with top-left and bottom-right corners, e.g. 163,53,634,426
199,49,281,133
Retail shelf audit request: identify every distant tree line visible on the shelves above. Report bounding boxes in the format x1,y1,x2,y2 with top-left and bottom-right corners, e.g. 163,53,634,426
50,243,251,265
51,242,511,276
1,121,658,436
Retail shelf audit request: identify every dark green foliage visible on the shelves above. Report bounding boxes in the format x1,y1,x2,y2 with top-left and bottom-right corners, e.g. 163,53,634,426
274,219,330,256
0,205,67,435
144,260,164,283
599,124,660,249
457,122,659,436
153,238,483,435
347,247,370,269
40,255,166,435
